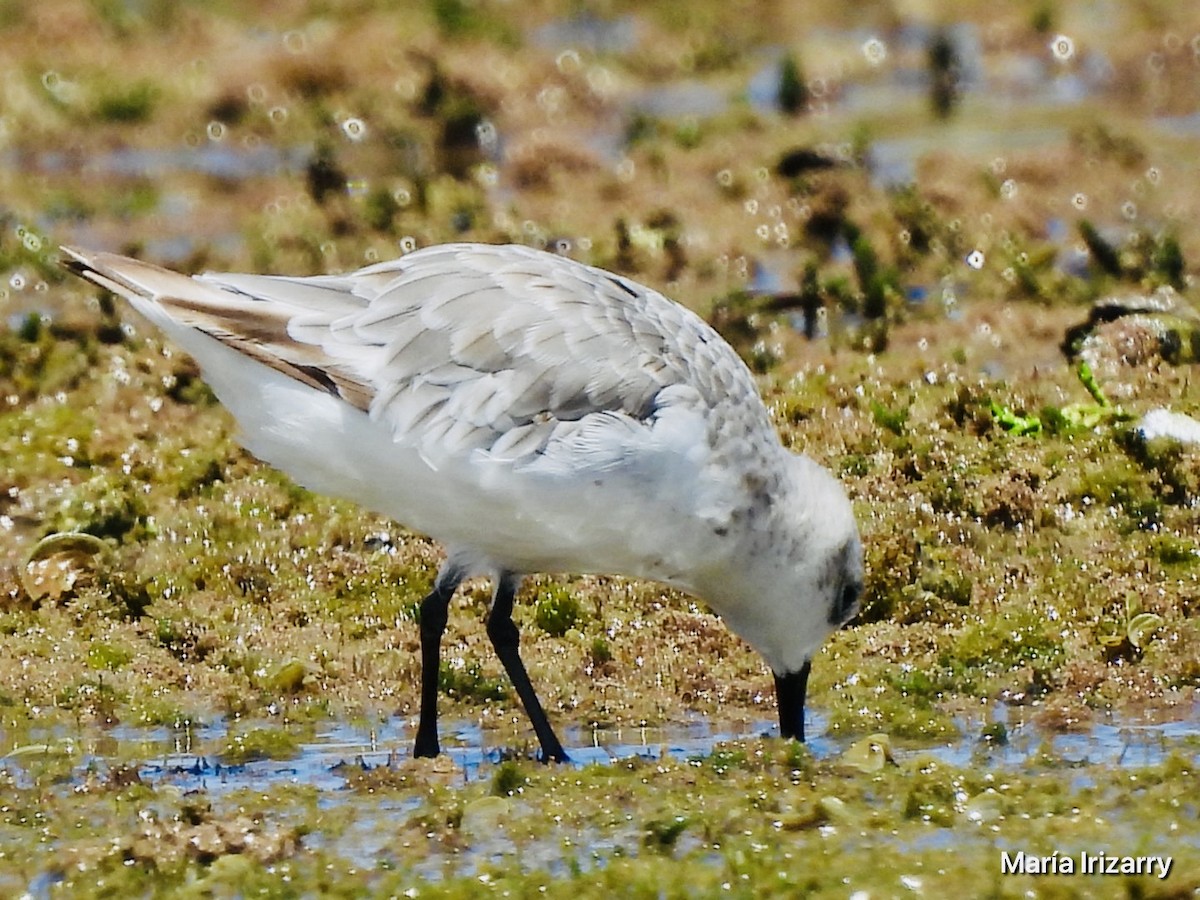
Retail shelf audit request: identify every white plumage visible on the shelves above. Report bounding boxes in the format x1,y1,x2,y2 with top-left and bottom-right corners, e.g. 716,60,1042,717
63,242,862,760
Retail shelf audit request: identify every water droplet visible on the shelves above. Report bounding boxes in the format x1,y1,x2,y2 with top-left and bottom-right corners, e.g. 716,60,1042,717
966,250,985,270
9,273,26,290
862,38,887,66
475,119,497,150
1071,192,1088,209
1146,166,1161,185
1121,200,1138,220
716,169,733,188
269,106,289,123
22,231,42,252
744,199,759,215
1000,178,1018,200
283,30,307,54
206,121,226,142
399,236,418,253
586,65,615,98
469,159,494,184
555,49,581,72
537,85,565,114
341,117,367,142
392,187,411,207
1050,34,1075,62
755,223,770,240
246,83,267,105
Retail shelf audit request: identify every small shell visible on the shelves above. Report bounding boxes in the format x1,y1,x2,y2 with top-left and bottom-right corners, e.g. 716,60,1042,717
1127,612,1164,649
840,732,894,773
21,532,110,602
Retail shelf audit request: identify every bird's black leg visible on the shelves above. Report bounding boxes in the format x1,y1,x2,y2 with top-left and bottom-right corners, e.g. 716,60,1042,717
487,574,569,763
413,568,462,758
774,659,811,743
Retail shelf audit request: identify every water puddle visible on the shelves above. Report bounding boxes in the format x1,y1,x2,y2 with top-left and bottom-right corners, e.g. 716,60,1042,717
531,13,640,56
912,706,1200,772
868,126,1068,189
3,706,1197,796
1,144,308,180
1,716,801,794
3,708,1196,886
517,15,1123,192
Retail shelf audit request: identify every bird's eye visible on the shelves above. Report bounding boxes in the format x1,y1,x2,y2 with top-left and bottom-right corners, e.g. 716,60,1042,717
830,582,861,626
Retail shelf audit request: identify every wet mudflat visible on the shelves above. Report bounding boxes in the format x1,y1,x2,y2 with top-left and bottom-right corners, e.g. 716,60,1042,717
1,0,1200,895
2,709,1198,896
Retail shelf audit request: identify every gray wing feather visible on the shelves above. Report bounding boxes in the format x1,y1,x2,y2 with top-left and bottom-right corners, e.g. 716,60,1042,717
194,243,768,464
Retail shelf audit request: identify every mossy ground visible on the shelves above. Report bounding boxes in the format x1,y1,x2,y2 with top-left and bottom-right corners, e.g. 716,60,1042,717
1,0,1199,894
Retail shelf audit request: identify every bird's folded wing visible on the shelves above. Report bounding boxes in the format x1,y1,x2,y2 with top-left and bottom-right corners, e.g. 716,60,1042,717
67,243,766,469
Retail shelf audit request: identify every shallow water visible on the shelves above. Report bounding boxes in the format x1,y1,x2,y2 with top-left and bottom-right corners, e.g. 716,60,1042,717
1,144,307,180
6,707,1195,886
4,705,1197,797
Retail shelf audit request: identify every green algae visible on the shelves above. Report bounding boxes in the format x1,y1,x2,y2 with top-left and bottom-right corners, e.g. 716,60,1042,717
0,734,1196,897
0,0,1199,893
218,726,303,764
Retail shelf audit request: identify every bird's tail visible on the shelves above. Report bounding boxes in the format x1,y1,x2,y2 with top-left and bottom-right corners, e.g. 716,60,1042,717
61,246,370,409
61,246,205,309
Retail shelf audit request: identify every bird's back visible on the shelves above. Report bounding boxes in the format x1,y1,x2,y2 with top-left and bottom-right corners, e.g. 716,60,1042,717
199,243,770,461
65,243,783,582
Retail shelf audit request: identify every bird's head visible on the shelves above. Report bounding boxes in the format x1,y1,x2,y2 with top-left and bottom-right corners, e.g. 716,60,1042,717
704,453,862,742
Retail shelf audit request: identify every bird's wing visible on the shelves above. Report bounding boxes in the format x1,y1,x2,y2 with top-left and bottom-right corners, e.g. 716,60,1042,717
63,243,767,468
61,246,376,408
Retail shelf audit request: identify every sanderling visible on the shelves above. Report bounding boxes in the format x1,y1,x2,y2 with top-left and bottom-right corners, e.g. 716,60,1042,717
62,242,862,762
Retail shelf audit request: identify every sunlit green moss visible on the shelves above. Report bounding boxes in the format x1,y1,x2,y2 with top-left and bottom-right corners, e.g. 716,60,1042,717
219,726,303,764
0,1,1198,892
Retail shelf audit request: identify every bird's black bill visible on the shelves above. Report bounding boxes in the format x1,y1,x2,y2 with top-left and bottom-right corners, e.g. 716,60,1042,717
774,660,811,742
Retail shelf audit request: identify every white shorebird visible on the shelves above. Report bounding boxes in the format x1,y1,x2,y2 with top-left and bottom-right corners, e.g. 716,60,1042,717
62,242,862,762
